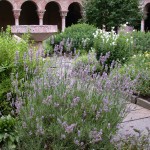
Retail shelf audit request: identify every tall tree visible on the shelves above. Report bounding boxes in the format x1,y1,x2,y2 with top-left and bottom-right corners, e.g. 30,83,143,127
83,0,142,30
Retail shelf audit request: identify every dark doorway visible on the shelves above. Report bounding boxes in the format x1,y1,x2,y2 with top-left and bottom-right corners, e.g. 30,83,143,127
145,3,150,31
0,1,15,31
20,1,39,25
43,2,61,31
66,2,82,27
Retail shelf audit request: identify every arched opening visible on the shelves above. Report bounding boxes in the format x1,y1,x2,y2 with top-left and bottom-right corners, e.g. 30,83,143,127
43,2,61,31
20,1,39,25
0,0,15,31
66,2,82,27
145,3,150,31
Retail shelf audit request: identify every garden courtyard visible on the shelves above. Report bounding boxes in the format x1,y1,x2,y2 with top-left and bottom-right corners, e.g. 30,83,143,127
0,0,150,150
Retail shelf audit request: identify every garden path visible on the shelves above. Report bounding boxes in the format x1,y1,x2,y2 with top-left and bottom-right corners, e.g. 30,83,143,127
118,103,150,136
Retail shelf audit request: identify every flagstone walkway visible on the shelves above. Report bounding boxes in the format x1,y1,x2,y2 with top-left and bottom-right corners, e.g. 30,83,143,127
118,103,150,137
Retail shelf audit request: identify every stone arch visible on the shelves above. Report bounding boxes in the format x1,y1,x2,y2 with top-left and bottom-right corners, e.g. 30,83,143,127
4,0,15,9
66,2,82,27
144,3,150,31
19,1,39,25
42,0,62,11
67,0,82,11
43,1,62,31
17,0,39,10
0,0,15,30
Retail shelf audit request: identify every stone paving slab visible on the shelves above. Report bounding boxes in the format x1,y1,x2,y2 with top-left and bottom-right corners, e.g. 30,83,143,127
124,104,150,122
126,103,144,111
118,103,150,136
119,117,150,136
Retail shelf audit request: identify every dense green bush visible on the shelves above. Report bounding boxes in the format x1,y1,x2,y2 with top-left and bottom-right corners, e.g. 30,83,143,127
132,31,150,52
0,27,29,115
94,29,134,65
73,51,102,74
0,115,18,149
83,0,141,30
44,23,97,55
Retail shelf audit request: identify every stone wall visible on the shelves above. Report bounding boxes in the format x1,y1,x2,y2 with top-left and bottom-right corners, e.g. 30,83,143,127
0,0,150,31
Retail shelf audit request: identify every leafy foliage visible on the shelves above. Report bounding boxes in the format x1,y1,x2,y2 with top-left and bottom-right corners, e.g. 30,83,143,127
44,23,97,55
83,0,142,30
73,51,102,74
117,52,150,97
0,115,18,149
0,27,29,115
132,31,150,52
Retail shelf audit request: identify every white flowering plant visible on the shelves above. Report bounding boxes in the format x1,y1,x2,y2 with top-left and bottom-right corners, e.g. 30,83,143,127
94,29,134,65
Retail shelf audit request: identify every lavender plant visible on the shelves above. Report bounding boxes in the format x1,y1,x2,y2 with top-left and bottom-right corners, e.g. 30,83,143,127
8,49,138,150
72,51,102,74
116,52,150,98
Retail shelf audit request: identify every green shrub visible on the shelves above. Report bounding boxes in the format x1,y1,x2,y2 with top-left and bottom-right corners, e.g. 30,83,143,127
132,31,150,53
44,23,97,54
73,51,102,74
43,40,54,56
117,52,150,97
0,115,18,149
94,29,134,64
0,27,29,115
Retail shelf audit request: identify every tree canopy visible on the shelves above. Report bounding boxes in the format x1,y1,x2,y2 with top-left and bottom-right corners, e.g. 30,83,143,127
83,0,142,30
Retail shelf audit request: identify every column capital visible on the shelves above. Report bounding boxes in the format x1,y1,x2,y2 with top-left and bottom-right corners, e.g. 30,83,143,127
60,11,68,18
37,10,46,19
13,9,21,19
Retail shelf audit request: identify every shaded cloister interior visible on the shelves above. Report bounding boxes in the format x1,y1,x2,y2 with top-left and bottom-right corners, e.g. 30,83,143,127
66,2,82,27
43,2,62,31
0,0,15,30
20,1,39,25
145,3,150,31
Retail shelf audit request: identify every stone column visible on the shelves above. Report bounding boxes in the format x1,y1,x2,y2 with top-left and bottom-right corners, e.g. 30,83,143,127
13,9,21,26
80,11,84,17
37,10,45,25
141,19,145,32
60,11,68,32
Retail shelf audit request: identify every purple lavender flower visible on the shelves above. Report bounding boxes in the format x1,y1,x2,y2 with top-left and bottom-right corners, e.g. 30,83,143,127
78,130,81,137
15,100,22,114
62,122,77,134
7,92,12,101
15,51,19,66
71,97,80,107
90,129,103,143
74,139,80,146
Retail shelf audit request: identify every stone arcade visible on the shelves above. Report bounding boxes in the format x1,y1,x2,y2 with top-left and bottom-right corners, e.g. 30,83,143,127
0,0,83,43
0,0,150,41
